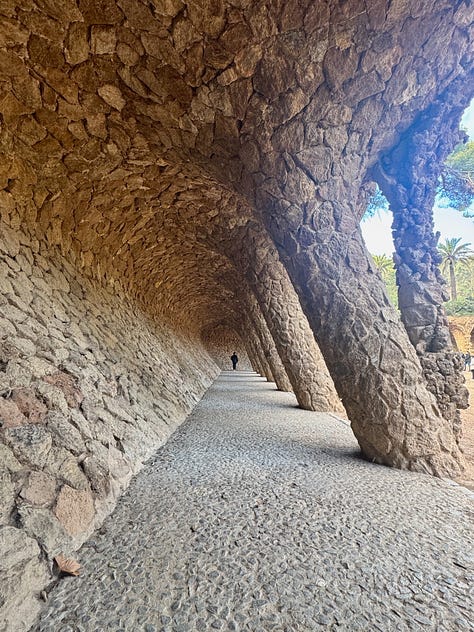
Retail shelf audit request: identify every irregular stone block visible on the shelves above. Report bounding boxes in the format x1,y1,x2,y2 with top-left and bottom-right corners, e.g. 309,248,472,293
3,425,52,468
27,357,56,379
44,445,89,491
18,506,71,558
78,0,123,24
43,371,83,407
20,470,57,508
36,382,69,414
64,23,88,65
11,388,48,423
69,408,94,440
0,526,40,572
0,398,27,429
81,456,110,498
0,444,23,472
0,469,15,523
46,411,87,455
0,223,21,258
91,25,116,54
0,527,49,632
98,84,126,110
54,485,94,537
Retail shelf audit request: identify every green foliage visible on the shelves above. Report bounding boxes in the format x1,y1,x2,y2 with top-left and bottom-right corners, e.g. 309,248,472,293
438,238,473,300
371,254,398,308
439,141,474,217
370,250,474,315
443,253,474,316
456,256,474,296
445,296,474,316
363,185,389,220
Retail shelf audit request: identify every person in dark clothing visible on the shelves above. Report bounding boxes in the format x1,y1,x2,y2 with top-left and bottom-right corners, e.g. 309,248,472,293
230,352,238,370
465,352,471,371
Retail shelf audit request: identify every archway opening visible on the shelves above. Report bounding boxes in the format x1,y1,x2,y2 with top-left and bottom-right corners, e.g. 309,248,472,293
361,98,474,316
201,323,252,372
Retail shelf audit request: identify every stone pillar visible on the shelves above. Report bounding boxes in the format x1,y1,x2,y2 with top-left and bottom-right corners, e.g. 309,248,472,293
241,318,273,380
372,98,469,441
243,290,292,392
237,238,342,412
242,338,259,373
263,187,464,477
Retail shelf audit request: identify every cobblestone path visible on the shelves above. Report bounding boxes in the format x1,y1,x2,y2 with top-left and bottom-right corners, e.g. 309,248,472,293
35,373,474,632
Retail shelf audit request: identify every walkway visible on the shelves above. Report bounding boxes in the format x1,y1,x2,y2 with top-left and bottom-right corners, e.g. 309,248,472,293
34,373,473,632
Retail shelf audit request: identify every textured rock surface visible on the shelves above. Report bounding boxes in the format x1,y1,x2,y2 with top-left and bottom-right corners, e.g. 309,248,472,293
0,221,219,631
0,0,470,477
0,526,50,632
35,374,474,632
0,1,473,628
371,89,470,440
243,292,292,393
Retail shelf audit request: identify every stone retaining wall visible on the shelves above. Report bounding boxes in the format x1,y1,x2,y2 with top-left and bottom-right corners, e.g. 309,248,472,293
0,222,219,632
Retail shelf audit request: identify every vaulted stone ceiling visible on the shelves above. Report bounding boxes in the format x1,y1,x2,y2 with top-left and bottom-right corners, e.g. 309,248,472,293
1,0,473,475
2,0,472,322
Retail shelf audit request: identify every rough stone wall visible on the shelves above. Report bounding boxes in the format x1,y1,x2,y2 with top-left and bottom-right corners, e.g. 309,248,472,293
0,0,471,560
201,323,251,371
0,221,219,632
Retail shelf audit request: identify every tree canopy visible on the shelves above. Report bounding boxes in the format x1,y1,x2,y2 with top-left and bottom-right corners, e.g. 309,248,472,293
438,237,472,301
439,140,474,218
363,140,474,221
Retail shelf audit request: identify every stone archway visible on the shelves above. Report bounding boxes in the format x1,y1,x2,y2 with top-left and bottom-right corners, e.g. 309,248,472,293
448,316,474,352
201,322,252,371
1,2,474,628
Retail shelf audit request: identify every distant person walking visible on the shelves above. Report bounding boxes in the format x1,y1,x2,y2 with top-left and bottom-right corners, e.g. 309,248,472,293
230,352,238,371
465,352,472,371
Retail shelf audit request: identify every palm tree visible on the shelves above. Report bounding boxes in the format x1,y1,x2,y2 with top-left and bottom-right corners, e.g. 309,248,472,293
372,254,394,281
438,238,473,300
461,256,474,296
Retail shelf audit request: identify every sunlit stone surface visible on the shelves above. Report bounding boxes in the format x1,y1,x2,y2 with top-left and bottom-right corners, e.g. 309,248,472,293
0,1,473,629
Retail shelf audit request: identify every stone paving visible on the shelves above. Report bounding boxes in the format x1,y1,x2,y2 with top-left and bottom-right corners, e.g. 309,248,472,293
34,372,474,632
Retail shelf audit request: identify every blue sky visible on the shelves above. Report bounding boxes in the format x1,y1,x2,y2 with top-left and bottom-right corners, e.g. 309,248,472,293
361,101,474,255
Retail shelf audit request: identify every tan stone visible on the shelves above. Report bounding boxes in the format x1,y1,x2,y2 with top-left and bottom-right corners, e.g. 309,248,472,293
0,445,23,472
11,389,48,424
43,372,83,408
3,425,52,468
0,469,15,522
116,41,140,66
0,398,27,429
97,84,126,110
91,26,116,55
54,485,94,536
65,22,89,65
20,470,57,507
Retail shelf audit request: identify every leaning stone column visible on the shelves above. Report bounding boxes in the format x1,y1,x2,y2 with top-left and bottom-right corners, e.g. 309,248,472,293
261,187,464,477
240,317,273,381
243,290,292,392
372,96,469,441
240,332,260,373
233,234,342,412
